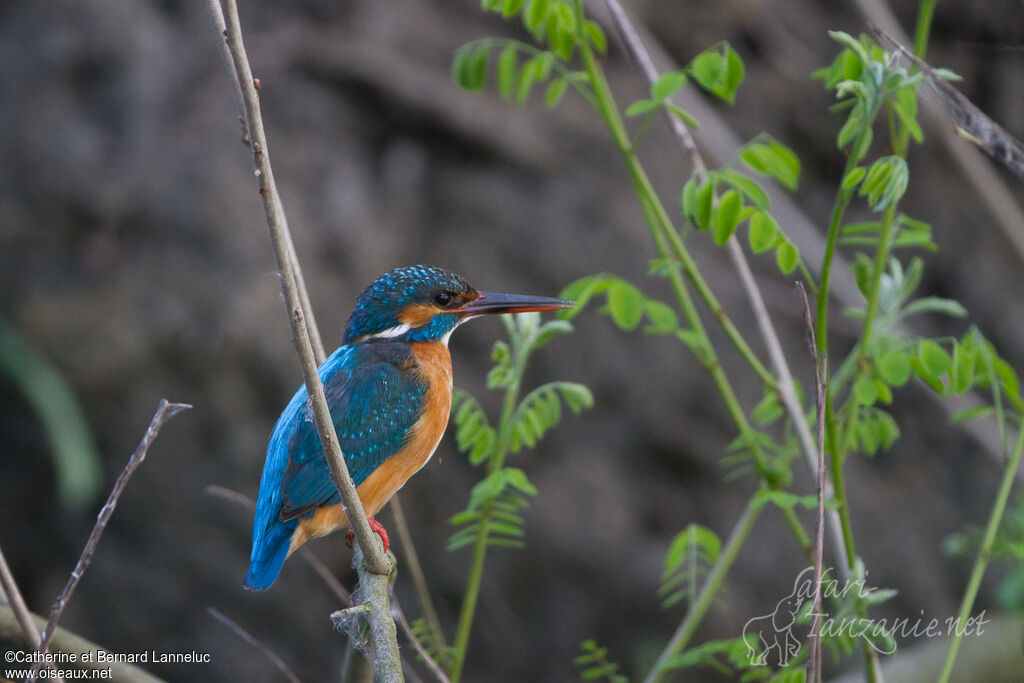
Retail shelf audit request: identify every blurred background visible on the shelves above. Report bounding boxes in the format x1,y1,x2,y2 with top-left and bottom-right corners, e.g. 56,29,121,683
2,0,1024,680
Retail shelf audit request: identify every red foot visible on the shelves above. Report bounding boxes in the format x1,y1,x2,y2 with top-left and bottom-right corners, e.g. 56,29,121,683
345,518,390,553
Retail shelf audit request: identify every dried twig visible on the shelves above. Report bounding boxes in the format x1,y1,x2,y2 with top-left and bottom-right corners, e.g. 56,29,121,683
870,23,1024,179
0,546,64,683
29,400,191,681
204,0,401,677
798,284,826,683
391,594,451,683
852,0,1024,263
389,495,450,669
208,607,300,683
203,484,353,604
602,0,850,576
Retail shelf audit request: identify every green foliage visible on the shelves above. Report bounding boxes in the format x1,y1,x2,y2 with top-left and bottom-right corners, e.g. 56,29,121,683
739,136,801,191
508,381,593,453
688,42,745,104
679,145,803,276
659,524,720,609
558,274,681,335
411,617,455,665
449,312,591,552
574,640,628,683
945,495,1024,613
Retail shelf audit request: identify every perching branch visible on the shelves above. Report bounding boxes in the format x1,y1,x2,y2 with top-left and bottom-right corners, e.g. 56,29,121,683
204,1,402,677
28,399,191,682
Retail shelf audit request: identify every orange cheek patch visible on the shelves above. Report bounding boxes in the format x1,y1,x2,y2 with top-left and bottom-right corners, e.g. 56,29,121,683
399,303,442,326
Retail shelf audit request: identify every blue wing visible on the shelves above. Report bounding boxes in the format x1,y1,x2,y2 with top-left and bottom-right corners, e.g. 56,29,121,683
246,342,426,589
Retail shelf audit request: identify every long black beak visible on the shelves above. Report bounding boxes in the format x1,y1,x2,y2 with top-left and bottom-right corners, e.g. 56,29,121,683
454,291,575,317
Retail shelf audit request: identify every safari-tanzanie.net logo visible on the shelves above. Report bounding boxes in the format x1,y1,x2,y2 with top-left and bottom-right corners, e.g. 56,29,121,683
742,565,989,667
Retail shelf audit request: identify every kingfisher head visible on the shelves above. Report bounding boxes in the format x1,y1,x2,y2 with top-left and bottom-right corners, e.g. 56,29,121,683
343,265,573,345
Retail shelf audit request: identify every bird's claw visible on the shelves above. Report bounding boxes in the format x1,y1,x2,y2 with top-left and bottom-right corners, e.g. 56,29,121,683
345,518,390,553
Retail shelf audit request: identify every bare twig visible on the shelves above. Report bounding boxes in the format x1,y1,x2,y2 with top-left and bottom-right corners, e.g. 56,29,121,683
208,607,300,683
870,23,1024,179
0,546,64,683
602,0,850,577
29,400,191,681
203,0,325,364
798,284,826,683
389,496,450,669
852,0,1024,264
391,594,452,683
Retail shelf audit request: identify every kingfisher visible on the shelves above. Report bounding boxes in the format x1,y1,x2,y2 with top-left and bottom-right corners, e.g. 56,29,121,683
246,265,572,590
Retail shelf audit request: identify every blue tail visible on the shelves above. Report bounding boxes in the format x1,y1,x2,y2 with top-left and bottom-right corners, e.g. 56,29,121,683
245,520,296,591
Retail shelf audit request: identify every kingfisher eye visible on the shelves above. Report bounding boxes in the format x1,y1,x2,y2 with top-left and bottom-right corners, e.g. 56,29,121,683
434,291,453,307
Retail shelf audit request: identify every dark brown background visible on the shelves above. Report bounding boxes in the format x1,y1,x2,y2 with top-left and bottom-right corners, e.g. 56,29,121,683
2,0,1024,681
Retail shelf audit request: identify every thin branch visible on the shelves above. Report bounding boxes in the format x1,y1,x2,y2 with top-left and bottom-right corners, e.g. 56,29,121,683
852,0,1024,264
602,0,850,578
208,607,300,683
29,400,191,681
203,0,325,364
391,594,452,683
0,546,64,683
211,0,390,581
389,495,450,669
799,284,825,683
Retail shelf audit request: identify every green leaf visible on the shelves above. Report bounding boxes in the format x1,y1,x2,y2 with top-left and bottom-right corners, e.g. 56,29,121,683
652,71,688,100
625,98,660,117
690,50,724,92
775,240,799,274
712,169,770,210
689,43,744,104
665,103,700,129
681,177,699,220
606,280,645,330
854,375,878,405
739,137,801,190
558,274,614,319
645,299,679,334
711,190,742,244
584,20,607,52
950,405,994,424
501,0,525,17
918,340,952,380
498,45,518,99
859,156,909,211
748,211,779,254
842,166,867,190
523,0,550,32
545,77,568,108
951,342,976,393
694,180,714,230
877,351,912,387
505,467,537,495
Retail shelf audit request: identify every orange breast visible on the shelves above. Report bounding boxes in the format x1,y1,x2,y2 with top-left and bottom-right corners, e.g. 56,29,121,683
289,341,453,554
